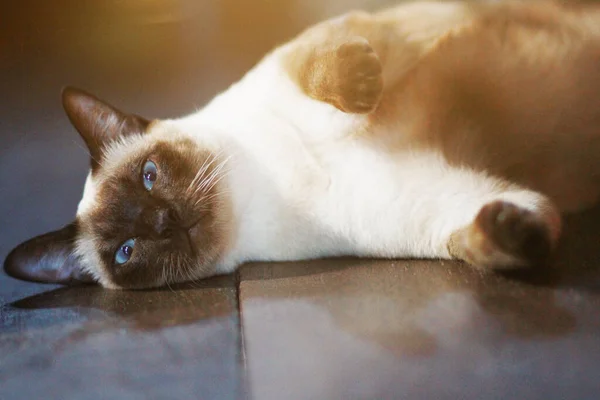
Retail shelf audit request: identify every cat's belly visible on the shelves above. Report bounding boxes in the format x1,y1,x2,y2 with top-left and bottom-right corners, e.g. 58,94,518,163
307,145,453,258
226,136,473,265
207,52,481,266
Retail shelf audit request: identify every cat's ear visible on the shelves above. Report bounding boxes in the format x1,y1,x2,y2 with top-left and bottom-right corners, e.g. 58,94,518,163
61,87,150,170
4,223,95,285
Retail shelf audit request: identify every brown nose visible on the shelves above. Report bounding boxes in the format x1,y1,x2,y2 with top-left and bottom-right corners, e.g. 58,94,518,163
146,207,174,237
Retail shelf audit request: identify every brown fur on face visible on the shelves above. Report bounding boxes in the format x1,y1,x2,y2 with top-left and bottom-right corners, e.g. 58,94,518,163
76,135,233,289
4,89,232,288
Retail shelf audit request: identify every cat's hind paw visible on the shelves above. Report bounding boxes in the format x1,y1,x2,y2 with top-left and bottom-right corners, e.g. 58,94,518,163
473,200,554,269
448,199,558,270
479,201,553,264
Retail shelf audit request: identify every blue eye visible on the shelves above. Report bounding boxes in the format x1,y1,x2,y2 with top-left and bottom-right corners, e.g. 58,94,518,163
142,160,158,190
115,238,136,265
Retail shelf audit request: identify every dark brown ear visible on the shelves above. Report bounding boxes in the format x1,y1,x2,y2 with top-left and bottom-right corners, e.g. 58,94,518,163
61,87,149,170
4,223,95,285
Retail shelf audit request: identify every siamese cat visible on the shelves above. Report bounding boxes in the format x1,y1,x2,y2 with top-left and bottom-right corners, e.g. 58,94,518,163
5,1,600,289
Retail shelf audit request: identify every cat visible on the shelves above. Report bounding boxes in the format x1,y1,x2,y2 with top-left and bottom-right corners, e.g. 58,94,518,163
5,0,600,289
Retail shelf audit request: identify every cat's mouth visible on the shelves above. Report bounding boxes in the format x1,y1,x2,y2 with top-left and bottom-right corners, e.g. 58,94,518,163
186,221,201,257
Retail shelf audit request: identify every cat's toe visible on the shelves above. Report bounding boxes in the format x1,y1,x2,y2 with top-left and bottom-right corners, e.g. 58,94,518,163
334,37,383,114
476,200,552,267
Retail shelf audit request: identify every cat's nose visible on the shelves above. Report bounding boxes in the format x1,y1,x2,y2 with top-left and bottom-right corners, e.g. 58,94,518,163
147,207,174,236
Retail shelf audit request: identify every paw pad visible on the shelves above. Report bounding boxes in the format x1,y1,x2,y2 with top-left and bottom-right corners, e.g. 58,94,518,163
476,201,552,266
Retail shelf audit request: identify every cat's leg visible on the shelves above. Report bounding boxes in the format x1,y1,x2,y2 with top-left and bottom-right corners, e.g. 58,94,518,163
279,2,473,113
444,188,562,270
281,25,384,114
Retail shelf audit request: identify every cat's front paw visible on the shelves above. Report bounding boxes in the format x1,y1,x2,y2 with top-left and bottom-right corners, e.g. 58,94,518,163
474,200,553,268
332,37,383,114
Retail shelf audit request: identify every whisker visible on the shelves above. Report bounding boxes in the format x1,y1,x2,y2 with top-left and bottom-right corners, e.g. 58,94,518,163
195,190,228,207
186,264,203,289
200,156,230,192
186,149,224,197
195,153,220,185
195,156,225,193
203,171,229,195
165,254,175,292
186,153,214,195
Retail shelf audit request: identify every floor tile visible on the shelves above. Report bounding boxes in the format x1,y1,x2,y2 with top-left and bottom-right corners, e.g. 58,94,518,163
0,277,242,400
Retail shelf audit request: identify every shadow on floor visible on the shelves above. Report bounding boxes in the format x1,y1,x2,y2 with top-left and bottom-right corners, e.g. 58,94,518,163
5,274,236,331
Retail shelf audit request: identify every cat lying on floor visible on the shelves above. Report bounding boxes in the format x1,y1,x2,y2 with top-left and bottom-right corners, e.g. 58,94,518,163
5,1,600,289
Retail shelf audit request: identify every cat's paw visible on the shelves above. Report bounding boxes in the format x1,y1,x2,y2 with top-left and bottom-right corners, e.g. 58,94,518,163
332,37,383,114
474,200,553,268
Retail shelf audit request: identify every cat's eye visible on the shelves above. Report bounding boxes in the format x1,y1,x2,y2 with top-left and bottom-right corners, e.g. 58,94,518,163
115,238,136,265
142,160,158,190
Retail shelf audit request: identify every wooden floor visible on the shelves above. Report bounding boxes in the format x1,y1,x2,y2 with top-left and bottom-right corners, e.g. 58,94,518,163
1,1,600,399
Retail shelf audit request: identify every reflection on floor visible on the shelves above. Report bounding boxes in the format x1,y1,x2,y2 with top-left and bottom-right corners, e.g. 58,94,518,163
1,0,600,399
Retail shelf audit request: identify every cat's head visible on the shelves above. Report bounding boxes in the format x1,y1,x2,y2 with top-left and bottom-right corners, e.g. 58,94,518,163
4,88,233,289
